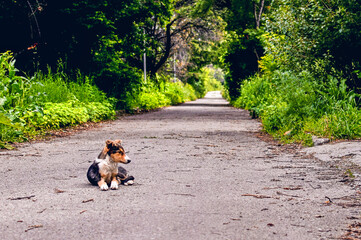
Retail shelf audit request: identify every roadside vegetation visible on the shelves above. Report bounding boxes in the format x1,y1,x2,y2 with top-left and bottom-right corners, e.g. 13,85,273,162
2,0,359,148
0,52,221,149
214,0,361,145
232,71,360,145
0,52,115,148
0,1,224,149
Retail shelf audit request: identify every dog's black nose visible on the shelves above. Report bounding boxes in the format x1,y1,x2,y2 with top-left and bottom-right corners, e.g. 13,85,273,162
127,160,131,164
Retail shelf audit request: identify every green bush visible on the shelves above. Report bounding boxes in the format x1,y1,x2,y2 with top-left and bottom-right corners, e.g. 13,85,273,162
183,84,198,102
0,52,116,148
232,70,361,145
164,82,185,105
187,66,223,98
124,74,202,112
22,101,115,130
29,68,111,104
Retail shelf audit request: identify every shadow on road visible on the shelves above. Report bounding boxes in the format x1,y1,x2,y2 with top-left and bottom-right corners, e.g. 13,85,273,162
180,102,230,107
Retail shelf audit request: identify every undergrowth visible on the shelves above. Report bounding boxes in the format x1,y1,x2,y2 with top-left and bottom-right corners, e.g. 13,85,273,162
124,68,222,112
231,70,361,146
124,77,198,111
0,52,115,149
1,52,223,148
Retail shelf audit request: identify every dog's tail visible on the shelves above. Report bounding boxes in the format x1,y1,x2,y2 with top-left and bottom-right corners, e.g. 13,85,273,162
117,166,134,185
119,175,135,185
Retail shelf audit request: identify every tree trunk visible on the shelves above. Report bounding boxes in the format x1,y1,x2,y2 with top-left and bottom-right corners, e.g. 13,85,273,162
150,20,176,76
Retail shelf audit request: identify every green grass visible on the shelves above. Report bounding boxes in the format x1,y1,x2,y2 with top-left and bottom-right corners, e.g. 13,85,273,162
124,80,198,112
1,52,223,149
0,52,116,148
230,70,361,146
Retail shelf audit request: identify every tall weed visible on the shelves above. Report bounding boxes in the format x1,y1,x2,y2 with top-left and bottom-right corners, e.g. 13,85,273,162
124,79,198,112
232,70,361,145
0,52,115,148
29,69,110,104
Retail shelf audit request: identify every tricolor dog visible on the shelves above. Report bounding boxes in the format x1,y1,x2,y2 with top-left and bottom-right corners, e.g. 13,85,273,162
87,140,134,190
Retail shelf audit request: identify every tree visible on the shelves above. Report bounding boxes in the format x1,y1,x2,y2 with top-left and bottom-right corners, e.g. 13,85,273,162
204,0,269,100
264,0,361,92
0,0,226,100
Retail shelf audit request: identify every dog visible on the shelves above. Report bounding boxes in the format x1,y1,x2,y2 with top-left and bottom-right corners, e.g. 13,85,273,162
87,140,134,190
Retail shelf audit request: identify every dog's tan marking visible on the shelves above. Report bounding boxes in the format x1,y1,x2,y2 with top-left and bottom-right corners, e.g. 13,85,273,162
98,176,108,191
110,151,128,164
98,146,109,159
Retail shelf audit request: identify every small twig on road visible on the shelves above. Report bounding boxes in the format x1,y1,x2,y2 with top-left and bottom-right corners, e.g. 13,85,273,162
82,199,94,203
308,183,321,189
241,194,272,199
276,191,300,198
283,186,303,190
54,188,65,194
37,208,47,213
165,193,196,197
0,152,41,157
9,195,36,201
25,224,43,232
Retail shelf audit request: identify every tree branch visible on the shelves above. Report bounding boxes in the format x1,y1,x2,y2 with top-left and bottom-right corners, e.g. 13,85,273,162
254,0,265,28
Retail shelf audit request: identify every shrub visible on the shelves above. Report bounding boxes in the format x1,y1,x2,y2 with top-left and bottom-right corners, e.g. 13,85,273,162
164,82,185,105
0,52,116,148
124,76,201,112
187,66,223,98
233,70,361,145
29,69,111,104
22,101,115,130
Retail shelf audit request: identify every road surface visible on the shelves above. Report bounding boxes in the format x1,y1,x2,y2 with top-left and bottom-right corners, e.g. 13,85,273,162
0,91,360,239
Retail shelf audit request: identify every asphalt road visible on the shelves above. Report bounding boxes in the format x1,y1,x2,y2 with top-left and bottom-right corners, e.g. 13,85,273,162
0,91,360,239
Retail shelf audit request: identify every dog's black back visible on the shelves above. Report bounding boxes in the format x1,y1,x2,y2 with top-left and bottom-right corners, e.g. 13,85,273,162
87,162,101,186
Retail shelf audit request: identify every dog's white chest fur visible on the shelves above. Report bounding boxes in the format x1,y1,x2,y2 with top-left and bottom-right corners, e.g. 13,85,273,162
96,155,118,175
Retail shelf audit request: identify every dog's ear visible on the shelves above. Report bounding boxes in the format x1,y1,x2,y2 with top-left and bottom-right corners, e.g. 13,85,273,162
114,139,122,144
105,140,114,148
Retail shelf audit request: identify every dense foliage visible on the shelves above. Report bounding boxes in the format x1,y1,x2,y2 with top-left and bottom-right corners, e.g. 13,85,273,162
234,71,360,145
209,0,268,101
0,52,115,148
0,0,225,148
263,0,361,91
216,0,361,144
3,0,359,147
0,51,221,148
0,0,223,100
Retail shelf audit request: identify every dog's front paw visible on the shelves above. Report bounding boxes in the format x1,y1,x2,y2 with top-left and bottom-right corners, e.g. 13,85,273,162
100,183,109,191
110,181,119,190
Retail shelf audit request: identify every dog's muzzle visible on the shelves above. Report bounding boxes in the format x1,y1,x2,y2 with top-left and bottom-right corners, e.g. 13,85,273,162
125,155,131,164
